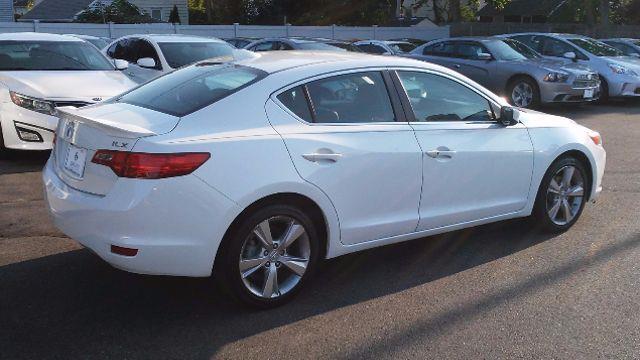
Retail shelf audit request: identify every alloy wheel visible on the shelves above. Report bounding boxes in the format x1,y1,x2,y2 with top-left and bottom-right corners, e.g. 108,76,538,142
546,165,585,226
239,216,311,299
511,82,534,108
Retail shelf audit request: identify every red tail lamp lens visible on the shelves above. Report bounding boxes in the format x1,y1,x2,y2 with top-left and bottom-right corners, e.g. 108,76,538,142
92,150,210,179
111,245,138,257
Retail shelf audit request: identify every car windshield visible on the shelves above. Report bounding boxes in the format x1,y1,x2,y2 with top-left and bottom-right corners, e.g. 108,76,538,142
0,40,114,71
491,39,540,60
389,42,416,53
569,38,623,56
296,42,346,51
157,41,235,68
85,38,109,50
114,64,265,117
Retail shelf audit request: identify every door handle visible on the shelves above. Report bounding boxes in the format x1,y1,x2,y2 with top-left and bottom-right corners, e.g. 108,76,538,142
302,152,342,163
425,149,456,159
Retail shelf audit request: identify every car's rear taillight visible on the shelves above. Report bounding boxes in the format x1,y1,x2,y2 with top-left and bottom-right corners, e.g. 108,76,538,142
92,150,210,179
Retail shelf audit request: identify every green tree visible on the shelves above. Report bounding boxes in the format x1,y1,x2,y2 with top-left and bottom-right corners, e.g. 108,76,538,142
168,4,181,23
75,0,159,23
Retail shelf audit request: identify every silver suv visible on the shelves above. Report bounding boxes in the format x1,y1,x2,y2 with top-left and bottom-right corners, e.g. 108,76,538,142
506,33,640,101
407,37,600,108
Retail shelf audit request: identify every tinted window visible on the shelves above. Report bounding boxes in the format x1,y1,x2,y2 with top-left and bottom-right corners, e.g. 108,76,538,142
0,40,114,71
306,72,395,123
541,37,576,57
296,42,344,51
511,35,541,52
277,86,313,122
388,42,416,53
115,64,265,117
252,42,274,51
135,39,161,69
569,38,623,57
357,44,386,54
109,38,135,62
455,42,489,59
157,42,234,68
397,71,493,122
423,42,455,56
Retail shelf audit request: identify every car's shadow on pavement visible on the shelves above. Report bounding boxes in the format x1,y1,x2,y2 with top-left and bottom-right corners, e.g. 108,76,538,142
1,218,568,359
0,150,50,175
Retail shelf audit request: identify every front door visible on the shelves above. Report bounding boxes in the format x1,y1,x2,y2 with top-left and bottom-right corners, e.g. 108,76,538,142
394,70,534,231
266,70,423,245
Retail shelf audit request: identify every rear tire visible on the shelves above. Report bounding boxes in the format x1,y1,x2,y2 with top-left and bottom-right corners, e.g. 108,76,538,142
215,204,321,308
532,156,589,233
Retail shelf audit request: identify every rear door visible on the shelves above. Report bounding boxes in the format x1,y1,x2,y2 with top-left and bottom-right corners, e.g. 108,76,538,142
266,70,422,245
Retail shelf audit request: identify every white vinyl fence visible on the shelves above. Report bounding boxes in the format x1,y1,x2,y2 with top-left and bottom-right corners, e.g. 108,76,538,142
0,21,449,41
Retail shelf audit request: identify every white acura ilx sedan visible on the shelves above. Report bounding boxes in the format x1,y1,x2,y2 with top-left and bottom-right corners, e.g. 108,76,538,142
43,51,606,307
0,32,136,152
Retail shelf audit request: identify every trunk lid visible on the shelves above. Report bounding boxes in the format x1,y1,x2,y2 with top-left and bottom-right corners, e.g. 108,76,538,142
53,102,180,195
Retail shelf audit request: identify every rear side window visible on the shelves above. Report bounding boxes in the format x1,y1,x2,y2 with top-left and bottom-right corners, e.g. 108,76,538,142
423,41,455,56
277,72,396,124
115,64,266,117
277,86,313,122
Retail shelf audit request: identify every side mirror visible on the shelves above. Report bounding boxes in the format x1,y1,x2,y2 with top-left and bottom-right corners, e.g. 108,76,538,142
499,106,518,126
136,57,156,69
563,51,577,61
113,59,128,70
477,52,492,61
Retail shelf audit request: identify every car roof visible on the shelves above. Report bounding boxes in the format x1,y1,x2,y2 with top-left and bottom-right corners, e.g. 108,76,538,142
122,34,226,43
65,34,101,40
0,32,84,42
232,50,429,74
601,38,637,42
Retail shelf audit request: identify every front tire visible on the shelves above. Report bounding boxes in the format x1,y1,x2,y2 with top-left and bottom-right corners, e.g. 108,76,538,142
507,76,541,109
532,156,589,233
215,204,320,308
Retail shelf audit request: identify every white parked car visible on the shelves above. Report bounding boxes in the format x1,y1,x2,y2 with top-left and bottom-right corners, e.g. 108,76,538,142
353,39,417,55
44,52,606,307
103,34,235,83
0,32,136,152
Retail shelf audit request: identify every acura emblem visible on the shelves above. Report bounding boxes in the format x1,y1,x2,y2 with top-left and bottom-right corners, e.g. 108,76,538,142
64,121,76,139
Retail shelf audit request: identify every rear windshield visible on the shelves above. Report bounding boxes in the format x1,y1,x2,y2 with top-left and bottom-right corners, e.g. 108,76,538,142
0,40,114,71
115,64,266,117
157,41,235,68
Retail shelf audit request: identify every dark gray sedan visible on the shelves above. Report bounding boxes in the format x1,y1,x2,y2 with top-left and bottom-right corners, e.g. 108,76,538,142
406,37,600,108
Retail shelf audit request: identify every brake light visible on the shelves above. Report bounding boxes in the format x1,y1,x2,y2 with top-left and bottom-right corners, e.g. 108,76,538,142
92,150,210,179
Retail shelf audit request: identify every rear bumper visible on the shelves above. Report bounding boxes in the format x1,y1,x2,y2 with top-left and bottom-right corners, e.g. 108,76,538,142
43,157,240,277
0,102,56,150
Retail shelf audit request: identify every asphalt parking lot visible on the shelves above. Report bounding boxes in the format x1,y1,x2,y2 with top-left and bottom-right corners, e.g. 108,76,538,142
1,101,639,359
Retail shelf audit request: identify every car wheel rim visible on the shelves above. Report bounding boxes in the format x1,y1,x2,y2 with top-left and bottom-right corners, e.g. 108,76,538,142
546,165,585,226
239,215,311,299
512,82,533,107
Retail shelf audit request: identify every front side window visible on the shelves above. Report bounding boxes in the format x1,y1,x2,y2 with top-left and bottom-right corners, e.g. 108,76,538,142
541,37,577,57
157,41,234,69
423,41,455,57
252,42,275,52
0,40,114,71
454,42,490,60
115,64,265,117
134,40,161,69
397,71,494,122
